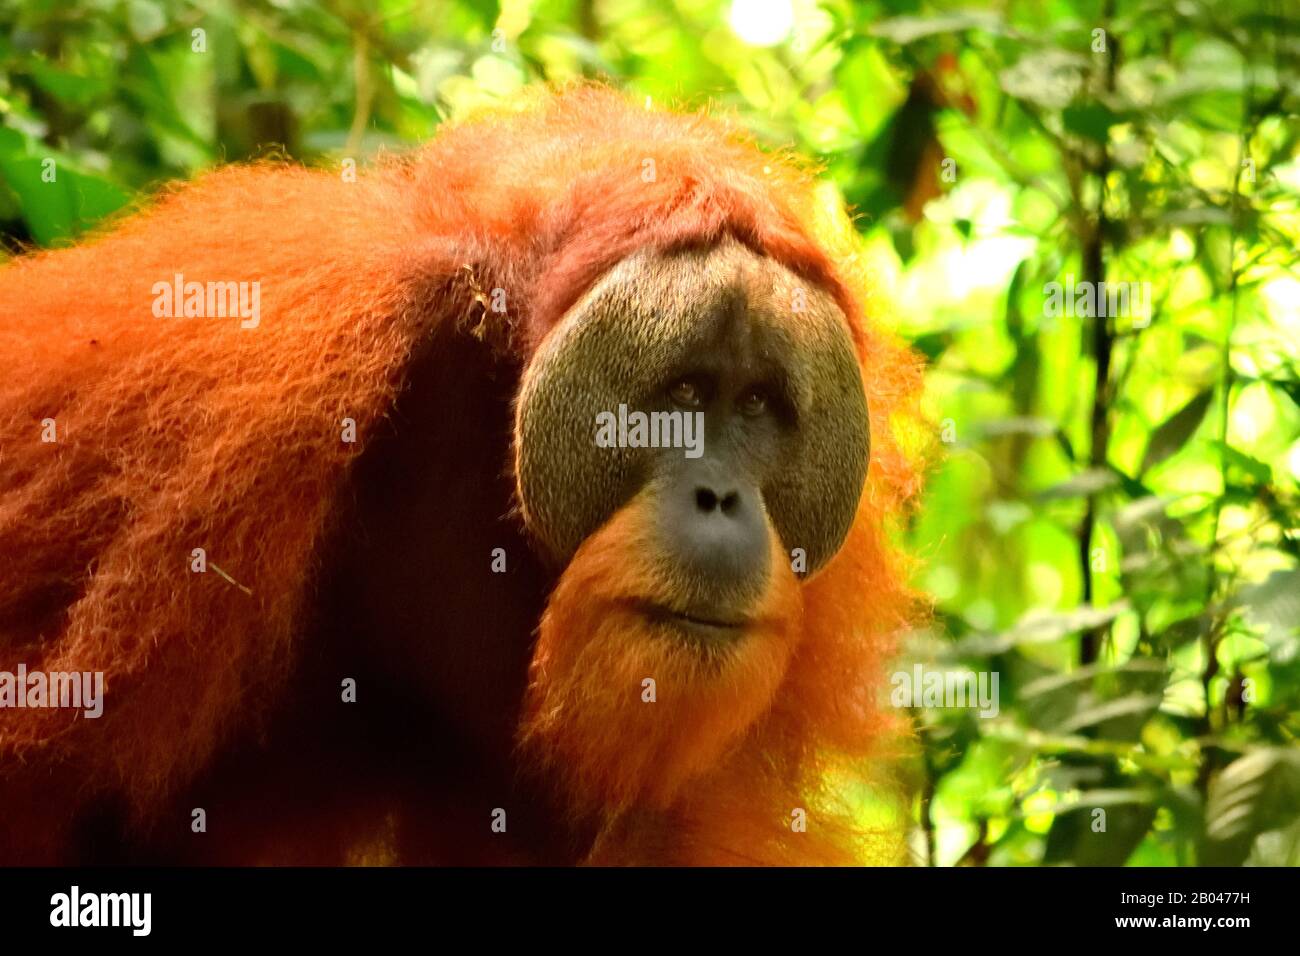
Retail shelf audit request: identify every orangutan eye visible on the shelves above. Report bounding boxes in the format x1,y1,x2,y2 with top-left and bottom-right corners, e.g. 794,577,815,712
669,379,703,409
738,388,768,417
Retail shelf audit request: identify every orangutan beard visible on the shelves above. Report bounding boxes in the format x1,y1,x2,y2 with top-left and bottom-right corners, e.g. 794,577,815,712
517,500,804,818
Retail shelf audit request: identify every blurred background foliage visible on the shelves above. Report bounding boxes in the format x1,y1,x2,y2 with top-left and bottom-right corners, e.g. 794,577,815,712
2,0,1297,866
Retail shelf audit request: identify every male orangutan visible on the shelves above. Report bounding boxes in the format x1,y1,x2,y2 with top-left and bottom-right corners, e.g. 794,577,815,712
0,85,924,865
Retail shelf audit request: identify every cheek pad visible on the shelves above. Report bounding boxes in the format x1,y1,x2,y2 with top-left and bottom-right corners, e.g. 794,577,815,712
762,316,870,577
516,314,641,565
515,253,719,564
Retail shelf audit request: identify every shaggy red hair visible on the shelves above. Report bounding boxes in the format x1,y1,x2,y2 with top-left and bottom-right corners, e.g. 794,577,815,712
0,84,925,864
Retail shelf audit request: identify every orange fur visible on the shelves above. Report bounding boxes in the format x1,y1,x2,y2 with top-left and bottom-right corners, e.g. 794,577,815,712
0,83,925,864
520,496,804,815
523,465,920,865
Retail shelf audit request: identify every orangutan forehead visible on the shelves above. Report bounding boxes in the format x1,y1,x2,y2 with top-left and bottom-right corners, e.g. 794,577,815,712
529,240,858,418
560,240,848,348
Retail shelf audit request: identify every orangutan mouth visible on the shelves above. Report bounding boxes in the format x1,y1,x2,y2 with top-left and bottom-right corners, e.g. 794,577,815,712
635,601,752,637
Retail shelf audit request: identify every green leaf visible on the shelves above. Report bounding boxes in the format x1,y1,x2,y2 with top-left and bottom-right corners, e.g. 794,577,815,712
1202,749,1300,866
1269,376,1300,410
0,153,130,245
999,50,1087,110
126,0,168,42
1043,794,1158,866
28,60,112,108
1058,693,1163,735
1152,612,1213,652
1140,389,1214,474
979,416,1059,439
955,603,1130,656
1245,815,1300,866
909,331,953,362
1207,440,1272,485
1062,103,1117,144
1234,569,1300,644
1160,206,1234,227
1038,467,1119,500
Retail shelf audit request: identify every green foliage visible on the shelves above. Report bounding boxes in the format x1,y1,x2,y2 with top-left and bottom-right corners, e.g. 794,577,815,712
2,0,1296,865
